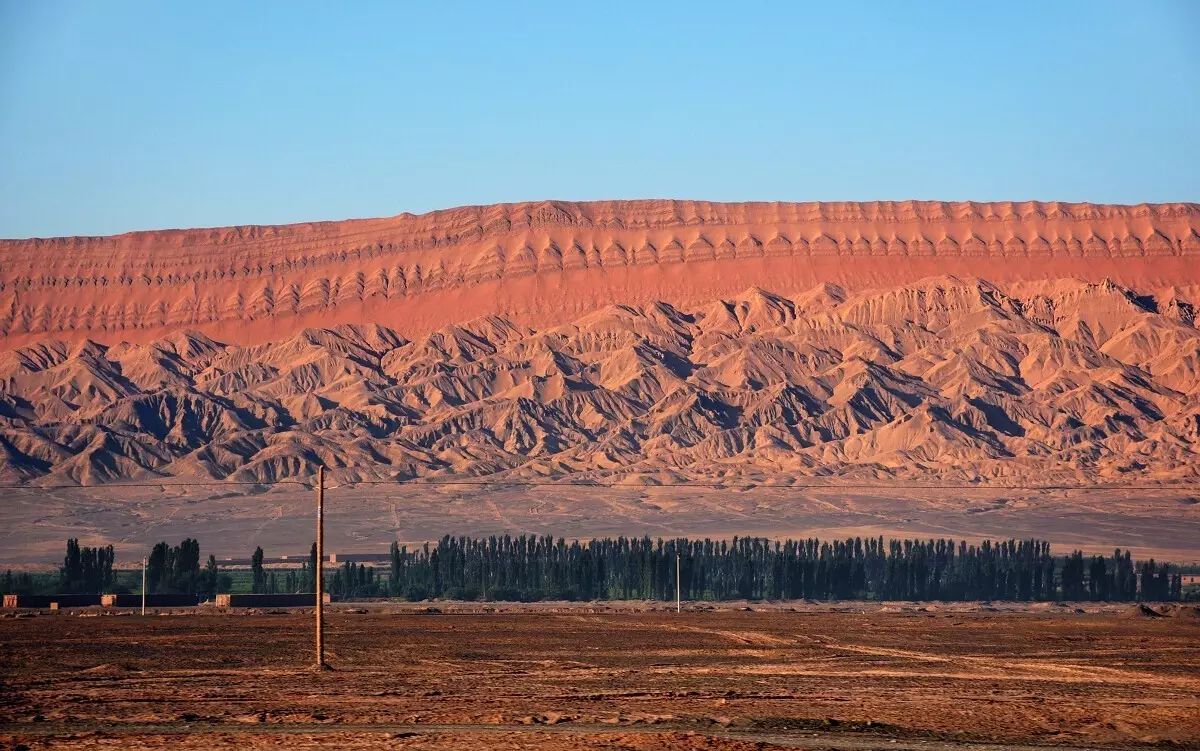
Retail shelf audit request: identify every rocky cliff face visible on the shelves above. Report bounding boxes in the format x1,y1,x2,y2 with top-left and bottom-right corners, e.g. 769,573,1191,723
1,275,1196,486
3,200,1199,349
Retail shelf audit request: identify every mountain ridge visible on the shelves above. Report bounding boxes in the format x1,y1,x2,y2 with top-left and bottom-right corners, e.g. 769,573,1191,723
3,199,1199,349
7,199,1199,243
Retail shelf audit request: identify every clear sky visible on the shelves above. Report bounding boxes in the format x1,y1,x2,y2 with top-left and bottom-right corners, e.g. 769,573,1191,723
1,1,1197,238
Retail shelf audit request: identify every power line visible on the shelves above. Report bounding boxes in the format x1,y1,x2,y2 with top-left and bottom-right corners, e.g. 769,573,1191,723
0,480,309,490
336,478,1196,491
0,477,1193,491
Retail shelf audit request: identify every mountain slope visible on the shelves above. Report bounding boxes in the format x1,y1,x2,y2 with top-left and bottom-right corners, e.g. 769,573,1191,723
1,276,1196,486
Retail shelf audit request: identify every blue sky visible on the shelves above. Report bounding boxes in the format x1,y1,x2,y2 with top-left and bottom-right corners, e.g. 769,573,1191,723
1,1,1197,238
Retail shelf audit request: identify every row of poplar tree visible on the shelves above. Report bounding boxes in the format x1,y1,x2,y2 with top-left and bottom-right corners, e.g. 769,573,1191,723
24,538,234,596
59,538,116,593
357,535,1185,603
9,534,1188,602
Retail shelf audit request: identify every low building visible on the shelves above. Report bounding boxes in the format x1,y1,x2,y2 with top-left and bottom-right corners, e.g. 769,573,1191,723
215,593,331,608
100,593,200,607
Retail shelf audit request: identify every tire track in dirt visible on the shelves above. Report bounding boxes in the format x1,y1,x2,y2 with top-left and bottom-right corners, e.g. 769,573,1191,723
651,623,1200,692
816,642,1200,690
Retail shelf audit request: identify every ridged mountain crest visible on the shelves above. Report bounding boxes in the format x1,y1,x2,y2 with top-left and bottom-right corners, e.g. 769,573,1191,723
2,200,1198,349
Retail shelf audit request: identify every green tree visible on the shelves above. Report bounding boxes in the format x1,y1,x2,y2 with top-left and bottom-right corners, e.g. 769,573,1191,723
146,539,203,594
251,546,266,594
199,555,220,599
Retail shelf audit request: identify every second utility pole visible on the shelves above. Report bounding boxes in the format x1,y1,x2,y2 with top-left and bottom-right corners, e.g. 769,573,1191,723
676,547,681,614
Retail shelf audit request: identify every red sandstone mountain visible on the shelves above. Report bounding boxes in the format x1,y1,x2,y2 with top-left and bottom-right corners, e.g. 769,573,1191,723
1,200,1198,486
2,200,1198,348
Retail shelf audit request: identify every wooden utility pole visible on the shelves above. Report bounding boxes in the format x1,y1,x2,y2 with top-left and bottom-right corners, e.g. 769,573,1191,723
676,547,682,614
315,465,327,669
141,557,147,616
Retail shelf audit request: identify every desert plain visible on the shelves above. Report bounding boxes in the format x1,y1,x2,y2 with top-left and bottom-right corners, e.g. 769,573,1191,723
2,604,1199,750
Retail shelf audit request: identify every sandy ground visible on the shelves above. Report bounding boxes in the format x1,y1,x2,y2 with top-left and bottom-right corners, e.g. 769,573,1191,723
4,484,1199,567
2,604,1198,750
